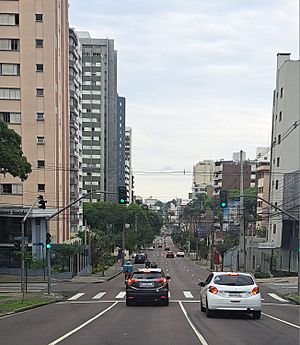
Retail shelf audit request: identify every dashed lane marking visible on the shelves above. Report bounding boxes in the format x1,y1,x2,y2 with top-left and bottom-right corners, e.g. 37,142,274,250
92,292,106,300
115,291,126,299
68,293,85,301
183,291,194,298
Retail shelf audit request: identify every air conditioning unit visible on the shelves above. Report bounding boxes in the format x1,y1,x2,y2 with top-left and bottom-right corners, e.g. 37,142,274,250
36,113,44,120
37,137,45,144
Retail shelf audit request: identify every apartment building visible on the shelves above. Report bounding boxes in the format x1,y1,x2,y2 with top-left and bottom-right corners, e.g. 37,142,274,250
117,95,126,188
192,160,214,197
269,53,299,249
77,32,118,202
0,1,70,246
256,162,270,233
125,127,133,203
69,27,83,232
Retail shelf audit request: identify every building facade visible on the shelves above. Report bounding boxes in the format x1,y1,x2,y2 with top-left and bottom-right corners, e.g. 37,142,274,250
256,162,270,233
0,0,70,245
268,53,300,247
192,160,214,197
69,28,83,233
117,95,126,187
77,32,118,202
125,127,133,203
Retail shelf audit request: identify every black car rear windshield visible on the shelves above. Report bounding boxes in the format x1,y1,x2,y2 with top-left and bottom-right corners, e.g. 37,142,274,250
132,272,163,279
213,274,254,286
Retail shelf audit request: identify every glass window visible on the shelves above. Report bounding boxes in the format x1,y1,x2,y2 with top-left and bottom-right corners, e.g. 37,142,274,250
0,112,21,124
0,39,19,51
37,160,45,168
35,14,43,22
0,63,19,75
0,88,20,100
36,64,44,72
213,274,254,286
36,112,44,120
0,14,19,26
36,88,44,96
37,136,45,144
35,39,43,48
38,184,45,192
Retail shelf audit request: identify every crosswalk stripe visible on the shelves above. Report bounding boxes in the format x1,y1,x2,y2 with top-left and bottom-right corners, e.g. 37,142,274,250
168,291,171,298
68,293,85,300
92,292,106,300
268,293,287,302
115,291,126,299
183,291,194,298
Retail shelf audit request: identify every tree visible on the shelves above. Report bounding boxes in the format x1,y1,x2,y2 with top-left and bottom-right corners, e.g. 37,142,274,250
0,120,31,180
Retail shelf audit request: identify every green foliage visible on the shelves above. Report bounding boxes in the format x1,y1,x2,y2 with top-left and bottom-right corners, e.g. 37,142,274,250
0,120,31,180
53,244,84,272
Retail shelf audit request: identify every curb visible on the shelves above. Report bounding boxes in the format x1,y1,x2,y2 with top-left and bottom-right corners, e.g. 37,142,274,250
286,295,300,305
106,270,123,281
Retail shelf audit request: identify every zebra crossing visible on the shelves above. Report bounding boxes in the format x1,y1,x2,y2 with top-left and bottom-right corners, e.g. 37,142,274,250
67,290,288,303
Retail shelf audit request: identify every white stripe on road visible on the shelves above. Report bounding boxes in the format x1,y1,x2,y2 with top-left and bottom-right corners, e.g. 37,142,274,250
178,301,208,345
183,291,194,299
92,292,106,300
268,293,287,302
68,293,85,301
48,302,118,345
262,312,300,329
168,291,171,298
115,291,126,299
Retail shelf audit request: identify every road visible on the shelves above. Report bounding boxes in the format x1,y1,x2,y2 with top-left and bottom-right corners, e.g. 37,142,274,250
0,238,299,345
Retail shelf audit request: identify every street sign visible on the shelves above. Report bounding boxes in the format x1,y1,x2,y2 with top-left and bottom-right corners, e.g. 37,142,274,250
258,242,277,249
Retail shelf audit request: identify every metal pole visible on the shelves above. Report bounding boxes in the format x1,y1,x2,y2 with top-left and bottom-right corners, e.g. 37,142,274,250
46,218,51,295
122,221,125,266
239,150,245,272
21,220,25,302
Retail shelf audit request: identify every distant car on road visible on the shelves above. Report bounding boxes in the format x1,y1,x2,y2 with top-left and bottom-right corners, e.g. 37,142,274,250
126,268,170,306
176,251,185,257
164,246,170,251
166,251,174,258
157,244,162,248
134,254,146,264
199,272,261,319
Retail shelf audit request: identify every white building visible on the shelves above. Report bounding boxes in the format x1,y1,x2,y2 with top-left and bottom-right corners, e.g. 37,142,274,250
268,53,300,247
192,160,214,197
125,127,133,203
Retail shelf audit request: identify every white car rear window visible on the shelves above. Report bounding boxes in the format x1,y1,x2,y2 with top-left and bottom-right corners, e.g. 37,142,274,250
214,275,254,286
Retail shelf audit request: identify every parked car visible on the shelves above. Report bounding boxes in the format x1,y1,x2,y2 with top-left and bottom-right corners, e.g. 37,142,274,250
166,251,174,258
126,268,170,306
199,272,261,319
164,246,170,251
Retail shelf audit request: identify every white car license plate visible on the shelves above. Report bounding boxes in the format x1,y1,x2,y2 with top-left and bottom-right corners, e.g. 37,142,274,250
140,282,154,287
229,293,242,297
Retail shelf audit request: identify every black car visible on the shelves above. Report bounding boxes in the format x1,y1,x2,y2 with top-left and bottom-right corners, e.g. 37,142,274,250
126,268,170,306
134,254,146,264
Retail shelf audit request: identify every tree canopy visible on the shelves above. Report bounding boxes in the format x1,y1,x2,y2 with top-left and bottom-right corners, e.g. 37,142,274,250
0,120,31,181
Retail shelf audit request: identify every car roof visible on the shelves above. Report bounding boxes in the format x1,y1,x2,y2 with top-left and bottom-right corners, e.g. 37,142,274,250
212,272,253,277
137,268,162,273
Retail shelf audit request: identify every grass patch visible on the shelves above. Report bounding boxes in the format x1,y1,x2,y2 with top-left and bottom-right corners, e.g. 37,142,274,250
0,298,50,313
287,294,300,304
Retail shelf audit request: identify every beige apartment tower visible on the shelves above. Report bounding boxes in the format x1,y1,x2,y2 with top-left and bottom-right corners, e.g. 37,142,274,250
0,1,70,244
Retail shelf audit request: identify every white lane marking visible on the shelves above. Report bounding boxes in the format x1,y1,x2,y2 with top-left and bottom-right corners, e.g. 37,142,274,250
183,291,194,299
262,312,300,329
115,291,126,299
68,293,85,301
168,291,171,298
261,298,265,301
92,292,106,300
187,270,189,272
49,302,118,345
268,293,287,302
179,301,208,345
192,274,194,277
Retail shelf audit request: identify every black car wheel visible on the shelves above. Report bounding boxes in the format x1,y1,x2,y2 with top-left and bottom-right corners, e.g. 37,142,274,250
252,311,261,319
126,299,134,306
200,298,206,312
162,298,169,306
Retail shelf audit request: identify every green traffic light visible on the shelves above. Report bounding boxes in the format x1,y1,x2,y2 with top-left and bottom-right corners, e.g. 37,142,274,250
46,244,52,249
120,198,125,203
221,202,226,208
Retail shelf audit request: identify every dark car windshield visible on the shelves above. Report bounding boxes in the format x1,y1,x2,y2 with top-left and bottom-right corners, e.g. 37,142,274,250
213,274,254,286
132,272,163,280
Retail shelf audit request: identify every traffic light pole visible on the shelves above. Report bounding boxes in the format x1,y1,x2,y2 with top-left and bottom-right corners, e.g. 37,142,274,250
239,150,246,272
45,217,51,295
21,199,39,302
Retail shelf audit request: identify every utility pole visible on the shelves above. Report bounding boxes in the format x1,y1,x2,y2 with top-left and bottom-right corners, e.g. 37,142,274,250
45,217,51,295
210,205,215,270
239,150,246,272
135,214,138,251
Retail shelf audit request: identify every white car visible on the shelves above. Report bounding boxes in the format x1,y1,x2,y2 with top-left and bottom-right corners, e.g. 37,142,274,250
199,272,261,319
176,251,185,257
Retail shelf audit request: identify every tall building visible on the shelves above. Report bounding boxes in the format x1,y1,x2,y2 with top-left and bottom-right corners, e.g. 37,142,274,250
77,32,118,202
192,160,214,196
69,28,83,232
256,162,270,233
0,1,70,245
125,127,133,202
268,53,299,248
117,96,126,187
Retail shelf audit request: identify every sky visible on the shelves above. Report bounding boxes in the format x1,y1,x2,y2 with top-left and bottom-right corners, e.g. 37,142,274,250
69,0,299,201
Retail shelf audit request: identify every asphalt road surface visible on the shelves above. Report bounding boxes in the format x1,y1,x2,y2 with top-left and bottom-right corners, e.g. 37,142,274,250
0,237,299,345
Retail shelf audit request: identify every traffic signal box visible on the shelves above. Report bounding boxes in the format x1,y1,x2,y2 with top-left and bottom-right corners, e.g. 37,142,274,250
118,186,128,204
38,195,47,209
46,233,52,249
219,190,228,208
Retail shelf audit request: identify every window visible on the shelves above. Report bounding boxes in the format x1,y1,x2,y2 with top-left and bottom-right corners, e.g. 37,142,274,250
0,14,19,26
280,87,284,98
35,14,43,22
276,157,280,167
273,224,276,234
0,39,19,51
37,160,45,168
36,112,44,120
0,112,21,124
35,39,43,48
36,64,44,72
38,184,45,192
37,136,45,144
0,63,20,75
279,111,282,121
275,180,279,190
0,184,22,195
0,88,20,100
36,88,44,96
278,134,281,144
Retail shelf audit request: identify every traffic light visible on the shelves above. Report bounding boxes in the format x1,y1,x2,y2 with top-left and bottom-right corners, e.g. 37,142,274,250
118,186,128,204
219,190,228,208
38,195,47,209
46,233,52,249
